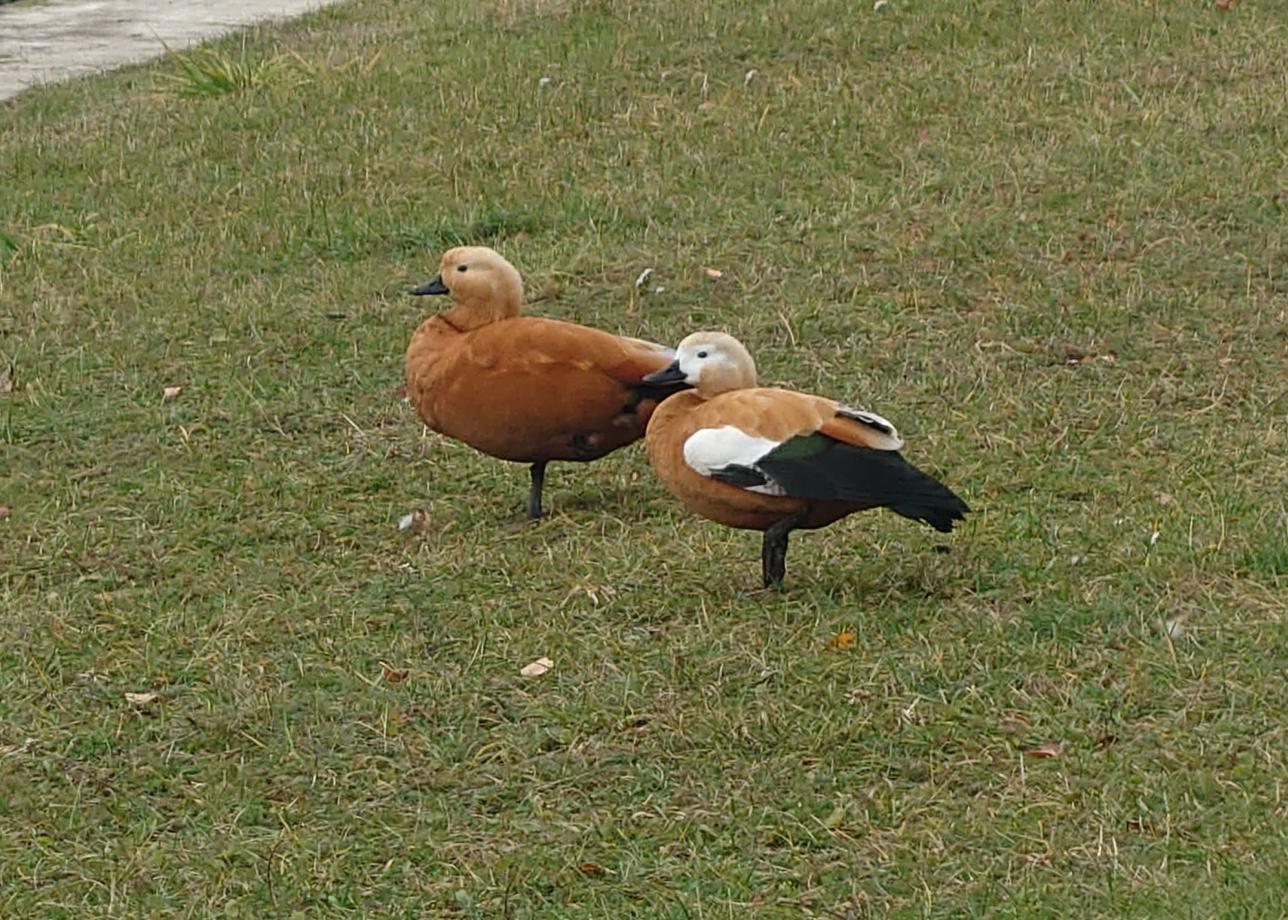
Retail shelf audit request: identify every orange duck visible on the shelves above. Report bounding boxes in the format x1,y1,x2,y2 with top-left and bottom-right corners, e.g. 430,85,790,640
405,246,687,518
642,332,969,587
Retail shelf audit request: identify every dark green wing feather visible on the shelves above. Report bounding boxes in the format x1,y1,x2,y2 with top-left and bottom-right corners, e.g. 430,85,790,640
757,434,969,532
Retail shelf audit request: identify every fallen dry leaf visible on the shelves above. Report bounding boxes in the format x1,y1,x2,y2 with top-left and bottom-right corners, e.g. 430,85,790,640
162,385,183,400
382,664,409,684
704,267,724,280
1027,741,1063,759
520,656,554,678
125,691,159,705
826,629,857,651
577,861,609,877
0,364,12,395
1153,490,1175,506
0,506,10,520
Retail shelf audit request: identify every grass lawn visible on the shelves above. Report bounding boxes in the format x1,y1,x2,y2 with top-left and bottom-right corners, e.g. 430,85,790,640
2,0,1286,914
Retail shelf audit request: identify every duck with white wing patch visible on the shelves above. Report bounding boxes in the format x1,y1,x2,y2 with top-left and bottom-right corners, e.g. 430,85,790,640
642,332,969,588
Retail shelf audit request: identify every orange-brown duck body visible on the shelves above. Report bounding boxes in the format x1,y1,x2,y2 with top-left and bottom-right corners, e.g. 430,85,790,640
405,246,684,517
643,332,969,587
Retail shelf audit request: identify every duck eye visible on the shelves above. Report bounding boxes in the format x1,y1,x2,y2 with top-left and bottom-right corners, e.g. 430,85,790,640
457,265,468,273
696,350,709,359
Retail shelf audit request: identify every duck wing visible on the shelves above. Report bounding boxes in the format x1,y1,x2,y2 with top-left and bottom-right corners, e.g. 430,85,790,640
683,390,969,532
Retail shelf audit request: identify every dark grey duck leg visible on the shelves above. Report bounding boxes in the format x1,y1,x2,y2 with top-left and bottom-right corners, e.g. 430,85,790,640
526,461,548,519
761,506,811,589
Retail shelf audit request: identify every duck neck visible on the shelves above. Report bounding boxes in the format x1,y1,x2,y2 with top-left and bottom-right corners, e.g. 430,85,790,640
695,357,757,398
441,277,523,331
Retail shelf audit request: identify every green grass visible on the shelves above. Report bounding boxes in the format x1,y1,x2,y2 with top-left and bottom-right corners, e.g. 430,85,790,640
158,39,287,98
2,0,1286,915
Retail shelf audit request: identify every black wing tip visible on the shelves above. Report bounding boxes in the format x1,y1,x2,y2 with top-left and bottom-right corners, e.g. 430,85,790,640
927,512,965,533
893,494,970,533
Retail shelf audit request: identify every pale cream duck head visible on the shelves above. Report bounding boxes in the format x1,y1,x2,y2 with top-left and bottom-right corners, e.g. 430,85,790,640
643,331,757,399
411,246,524,331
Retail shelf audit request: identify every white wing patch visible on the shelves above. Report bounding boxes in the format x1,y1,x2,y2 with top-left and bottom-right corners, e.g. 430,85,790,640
683,426,786,495
683,426,778,475
836,405,904,450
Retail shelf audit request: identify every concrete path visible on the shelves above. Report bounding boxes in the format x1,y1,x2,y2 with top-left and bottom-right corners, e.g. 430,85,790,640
0,0,345,102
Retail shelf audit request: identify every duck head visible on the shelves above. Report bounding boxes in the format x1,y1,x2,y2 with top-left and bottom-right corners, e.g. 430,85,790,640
642,331,757,399
410,246,524,330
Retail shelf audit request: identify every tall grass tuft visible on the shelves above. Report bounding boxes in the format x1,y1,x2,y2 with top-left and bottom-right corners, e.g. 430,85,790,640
158,38,282,97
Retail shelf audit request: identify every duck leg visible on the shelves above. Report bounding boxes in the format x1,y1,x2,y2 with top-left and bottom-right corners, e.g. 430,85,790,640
761,506,811,589
526,461,548,519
